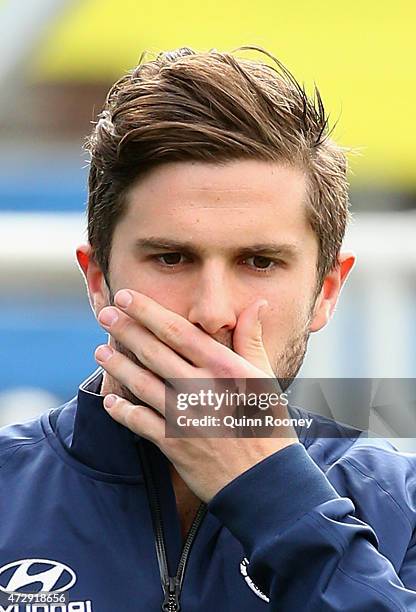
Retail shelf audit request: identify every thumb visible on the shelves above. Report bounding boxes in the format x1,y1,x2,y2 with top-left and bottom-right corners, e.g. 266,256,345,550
233,300,274,375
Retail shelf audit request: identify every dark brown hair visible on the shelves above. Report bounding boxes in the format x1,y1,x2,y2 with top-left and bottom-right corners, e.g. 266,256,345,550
85,46,351,288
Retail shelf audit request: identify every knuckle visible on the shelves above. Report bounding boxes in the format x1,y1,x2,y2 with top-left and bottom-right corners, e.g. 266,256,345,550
116,315,131,336
247,336,264,350
194,367,210,378
135,301,147,319
213,360,236,379
124,405,138,429
139,343,156,367
131,375,146,399
162,319,183,343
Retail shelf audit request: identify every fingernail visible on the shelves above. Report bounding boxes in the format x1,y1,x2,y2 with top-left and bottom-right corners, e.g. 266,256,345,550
95,344,114,362
115,290,133,309
104,394,117,410
99,307,119,327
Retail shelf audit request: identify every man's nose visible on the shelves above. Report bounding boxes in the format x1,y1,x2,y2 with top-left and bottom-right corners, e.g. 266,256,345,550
187,265,237,336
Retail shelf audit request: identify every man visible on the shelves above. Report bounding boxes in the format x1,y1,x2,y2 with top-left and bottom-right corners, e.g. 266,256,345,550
0,47,415,611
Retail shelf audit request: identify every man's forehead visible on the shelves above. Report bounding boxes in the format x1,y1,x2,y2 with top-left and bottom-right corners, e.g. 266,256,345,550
126,159,308,204
116,160,314,250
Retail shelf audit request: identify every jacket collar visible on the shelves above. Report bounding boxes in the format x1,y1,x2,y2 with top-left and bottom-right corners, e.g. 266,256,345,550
59,368,312,477
55,367,144,478
51,369,357,480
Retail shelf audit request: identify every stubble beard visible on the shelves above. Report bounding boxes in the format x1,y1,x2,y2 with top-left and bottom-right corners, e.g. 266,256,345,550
270,314,312,390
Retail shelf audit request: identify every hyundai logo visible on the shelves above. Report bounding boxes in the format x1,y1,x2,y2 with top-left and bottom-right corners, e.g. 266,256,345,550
0,559,77,593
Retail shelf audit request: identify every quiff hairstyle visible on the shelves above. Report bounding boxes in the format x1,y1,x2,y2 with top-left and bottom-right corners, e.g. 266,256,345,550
85,46,351,289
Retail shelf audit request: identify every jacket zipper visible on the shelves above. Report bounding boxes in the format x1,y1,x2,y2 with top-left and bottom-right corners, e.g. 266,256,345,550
138,440,208,611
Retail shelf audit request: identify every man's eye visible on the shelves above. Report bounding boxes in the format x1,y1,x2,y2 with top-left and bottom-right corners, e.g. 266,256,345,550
153,253,279,271
245,256,276,271
156,253,185,266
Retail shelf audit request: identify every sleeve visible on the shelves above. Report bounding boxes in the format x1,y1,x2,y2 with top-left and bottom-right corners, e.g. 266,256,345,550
207,443,416,612
399,531,416,590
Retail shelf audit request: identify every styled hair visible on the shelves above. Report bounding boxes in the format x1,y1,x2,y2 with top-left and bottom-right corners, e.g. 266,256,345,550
85,46,351,288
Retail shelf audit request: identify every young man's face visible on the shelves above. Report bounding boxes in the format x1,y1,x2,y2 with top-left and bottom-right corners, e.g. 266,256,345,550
78,159,354,389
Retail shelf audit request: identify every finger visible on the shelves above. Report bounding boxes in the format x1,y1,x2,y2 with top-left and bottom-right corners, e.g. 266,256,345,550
113,289,231,370
95,344,166,416
233,300,275,376
103,394,164,444
98,306,195,379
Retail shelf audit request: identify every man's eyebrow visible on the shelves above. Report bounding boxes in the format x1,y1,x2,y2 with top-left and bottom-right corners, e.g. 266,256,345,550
134,237,299,257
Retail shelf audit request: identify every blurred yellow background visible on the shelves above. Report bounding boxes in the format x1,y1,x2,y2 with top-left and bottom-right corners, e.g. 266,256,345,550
33,0,416,188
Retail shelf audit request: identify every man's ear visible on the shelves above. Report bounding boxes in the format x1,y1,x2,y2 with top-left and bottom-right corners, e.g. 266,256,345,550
309,250,356,333
76,244,109,317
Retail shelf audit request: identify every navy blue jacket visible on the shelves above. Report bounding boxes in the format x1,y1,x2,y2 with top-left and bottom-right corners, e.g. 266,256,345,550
1,368,416,611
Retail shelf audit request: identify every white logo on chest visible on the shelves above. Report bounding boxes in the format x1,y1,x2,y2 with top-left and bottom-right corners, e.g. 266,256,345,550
240,557,270,603
0,559,76,593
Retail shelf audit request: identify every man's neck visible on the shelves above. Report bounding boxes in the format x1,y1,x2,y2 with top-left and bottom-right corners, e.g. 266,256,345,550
100,371,113,397
100,371,136,403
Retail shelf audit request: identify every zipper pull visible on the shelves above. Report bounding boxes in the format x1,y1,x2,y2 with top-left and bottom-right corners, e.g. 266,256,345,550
162,576,181,612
